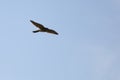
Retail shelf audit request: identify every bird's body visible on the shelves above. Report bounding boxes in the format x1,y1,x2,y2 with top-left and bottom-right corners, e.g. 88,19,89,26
30,20,58,35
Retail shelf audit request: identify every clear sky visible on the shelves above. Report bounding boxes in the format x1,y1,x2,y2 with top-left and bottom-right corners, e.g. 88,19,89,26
0,0,120,80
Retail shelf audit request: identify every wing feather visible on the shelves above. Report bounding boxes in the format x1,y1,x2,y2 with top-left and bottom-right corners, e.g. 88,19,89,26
47,29,58,35
30,20,45,29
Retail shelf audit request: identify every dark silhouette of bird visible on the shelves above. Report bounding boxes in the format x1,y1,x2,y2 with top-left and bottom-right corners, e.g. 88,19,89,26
30,20,58,35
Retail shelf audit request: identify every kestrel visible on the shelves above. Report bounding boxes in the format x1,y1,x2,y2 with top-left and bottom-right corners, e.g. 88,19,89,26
30,20,58,35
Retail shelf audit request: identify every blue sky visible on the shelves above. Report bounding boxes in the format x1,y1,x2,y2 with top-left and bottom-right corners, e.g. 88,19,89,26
0,0,120,80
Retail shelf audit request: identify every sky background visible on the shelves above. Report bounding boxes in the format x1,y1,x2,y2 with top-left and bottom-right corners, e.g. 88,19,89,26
0,0,120,80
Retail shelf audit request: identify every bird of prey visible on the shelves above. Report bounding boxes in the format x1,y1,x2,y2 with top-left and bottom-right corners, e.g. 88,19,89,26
30,20,58,35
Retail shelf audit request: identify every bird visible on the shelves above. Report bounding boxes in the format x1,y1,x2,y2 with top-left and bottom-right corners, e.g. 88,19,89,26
30,20,58,35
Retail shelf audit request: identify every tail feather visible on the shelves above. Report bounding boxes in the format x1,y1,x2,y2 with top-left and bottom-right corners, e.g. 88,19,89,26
33,30,40,33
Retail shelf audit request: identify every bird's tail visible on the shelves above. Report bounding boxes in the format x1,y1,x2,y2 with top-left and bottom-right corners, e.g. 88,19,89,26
33,30,40,33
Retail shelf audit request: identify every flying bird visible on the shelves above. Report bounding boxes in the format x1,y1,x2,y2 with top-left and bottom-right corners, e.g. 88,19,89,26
30,20,58,35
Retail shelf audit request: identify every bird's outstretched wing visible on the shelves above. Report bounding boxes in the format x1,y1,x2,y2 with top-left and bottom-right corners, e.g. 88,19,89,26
47,29,58,35
30,20,45,29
